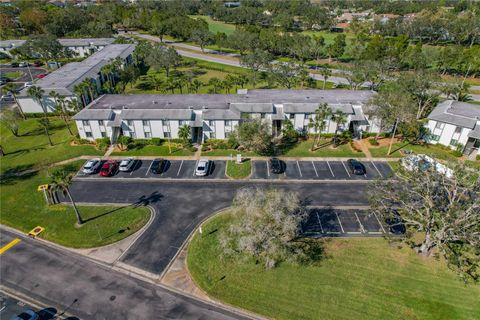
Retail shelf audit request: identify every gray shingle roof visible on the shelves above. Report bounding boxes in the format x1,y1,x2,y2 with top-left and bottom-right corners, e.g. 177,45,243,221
468,125,480,139
428,100,480,129
120,109,194,120
73,109,113,120
17,44,135,97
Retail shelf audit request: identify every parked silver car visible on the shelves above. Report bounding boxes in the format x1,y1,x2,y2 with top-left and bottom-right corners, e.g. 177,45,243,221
82,158,101,174
119,157,135,172
195,158,210,176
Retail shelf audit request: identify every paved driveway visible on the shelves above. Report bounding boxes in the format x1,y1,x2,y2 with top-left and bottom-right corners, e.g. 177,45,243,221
66,180,371,274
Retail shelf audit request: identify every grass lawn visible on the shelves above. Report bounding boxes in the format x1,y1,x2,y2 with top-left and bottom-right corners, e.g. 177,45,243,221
281,138,364,157
111,143,194,157
0,161,150,248
301,30,356,46
4,71,22,79
188,213,480,320
189,15,237,35
368,141,459,160
226,160,251,179
201,149,258,157
0,118,102,175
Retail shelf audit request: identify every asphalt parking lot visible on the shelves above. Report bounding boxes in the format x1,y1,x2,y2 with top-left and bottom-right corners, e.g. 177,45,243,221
302,208,404,237
76,159,393,181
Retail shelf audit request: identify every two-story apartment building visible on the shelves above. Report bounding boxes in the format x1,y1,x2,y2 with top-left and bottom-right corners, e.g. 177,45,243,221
16,44,135,113
0,38,115,58
73,90,377,143
426,100,480,158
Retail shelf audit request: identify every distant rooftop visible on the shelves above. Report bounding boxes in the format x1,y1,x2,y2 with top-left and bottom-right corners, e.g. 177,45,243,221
18,44,135,96
0,38,115,49
428,100,480,129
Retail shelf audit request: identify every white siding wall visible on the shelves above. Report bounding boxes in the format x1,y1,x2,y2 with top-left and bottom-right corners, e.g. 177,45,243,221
170,120,180,138
76,120,87,139
215,120,226,139
133,120,145,139
427,120,472,149
151,120,163,137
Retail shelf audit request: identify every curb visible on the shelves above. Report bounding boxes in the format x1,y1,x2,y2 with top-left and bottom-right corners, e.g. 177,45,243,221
73,177,388,183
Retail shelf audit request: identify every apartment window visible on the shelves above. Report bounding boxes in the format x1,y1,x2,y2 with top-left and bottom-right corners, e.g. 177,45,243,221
209,120,215,127
145,132,152,138
431,134,440,141
127,120,133,127
435,122,445,130
98,120,104,126
454,126,462,134
210,131,216,139
82,120,90,126
100,131,107,138
85,131,93,138
450,138,458,146
260,113,266,119
164,132,171,138
225,131,230,138
179,120,189,126
142,120,150,126
289,114,295,120
225,120,231,127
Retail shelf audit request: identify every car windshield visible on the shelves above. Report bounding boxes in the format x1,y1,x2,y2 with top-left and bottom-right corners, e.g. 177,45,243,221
120,161,129,166
198,166,205,170
85,162,93,169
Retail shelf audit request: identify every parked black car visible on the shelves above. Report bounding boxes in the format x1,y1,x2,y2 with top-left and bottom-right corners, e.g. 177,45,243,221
347,159,366,175
150,158,167,174
269,157,284,174
10,62,19,67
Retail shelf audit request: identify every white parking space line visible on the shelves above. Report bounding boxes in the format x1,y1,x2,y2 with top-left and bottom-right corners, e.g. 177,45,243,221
341,161,351,178
354,211,366,233
326,161,334,177
371,161,383,177
373,212,386,233
145,161,154,176
311,161,318,177
296,161,302,177
193,160,199,176
176,160,184,176
266,160,270,177
315,211,324,233
335,211,345,233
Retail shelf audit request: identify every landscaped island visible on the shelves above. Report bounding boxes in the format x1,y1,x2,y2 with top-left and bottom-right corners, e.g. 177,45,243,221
187,212,480,320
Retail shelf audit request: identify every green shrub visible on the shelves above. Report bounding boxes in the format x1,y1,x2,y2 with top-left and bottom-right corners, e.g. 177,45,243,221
188,145,197,152
476,154,480,161
151,137,163,146
368,138,379,146
95,137,110,151
451,150,463,157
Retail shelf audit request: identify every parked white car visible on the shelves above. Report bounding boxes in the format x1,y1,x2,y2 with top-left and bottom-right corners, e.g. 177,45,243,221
119,157,135,172
82,158,101,174
23,81,33,88
401,154,453,178
18,61,29,67
195,158,210,176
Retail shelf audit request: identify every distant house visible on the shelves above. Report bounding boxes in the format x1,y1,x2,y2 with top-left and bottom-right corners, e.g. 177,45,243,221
330,22,349,33
224,2,240,8
16,44,135,113
0,38,115,58
426,100,480,158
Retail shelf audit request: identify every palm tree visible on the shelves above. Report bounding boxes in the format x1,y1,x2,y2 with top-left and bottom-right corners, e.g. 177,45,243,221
27,86,47,116
178,125,191,145
81,79,95,102
147,75,164,91
237,74,249,88
4,83,26,119
37,118,53,146
191,79,203,93
49,169,83,225
225,74,237,90
308,103,331,150
208,77,222,94
49,90,61,117
165,78,176,93
331,110,347,147
73,84,87,107
222,78,233,93
319,67,332,90
57,96,74,136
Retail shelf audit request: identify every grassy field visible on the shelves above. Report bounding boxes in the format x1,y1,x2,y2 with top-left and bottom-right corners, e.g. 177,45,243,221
188,213,480,320
111,143,194,157
189,15,237,35
368,140,459,160
281,138,364,157
0,118,102,174
0,161,150,248
4,71,22,79
201,149,258,157
226,160,251,179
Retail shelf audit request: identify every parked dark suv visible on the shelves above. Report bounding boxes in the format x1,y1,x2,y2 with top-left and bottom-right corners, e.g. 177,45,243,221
150,158,167,174
347,159,366,175
269,158,285,174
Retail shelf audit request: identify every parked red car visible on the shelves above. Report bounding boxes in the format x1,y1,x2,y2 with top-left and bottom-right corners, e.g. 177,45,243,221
100,160,118,177
36,73,48,79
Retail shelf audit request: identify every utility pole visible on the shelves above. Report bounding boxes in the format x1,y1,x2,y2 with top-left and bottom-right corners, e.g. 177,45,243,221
387,118,399,156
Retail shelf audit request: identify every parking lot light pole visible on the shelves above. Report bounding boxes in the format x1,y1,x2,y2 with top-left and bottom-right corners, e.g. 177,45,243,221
387,118,399,156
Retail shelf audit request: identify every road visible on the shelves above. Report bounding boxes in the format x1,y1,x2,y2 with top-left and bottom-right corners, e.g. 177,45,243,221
67,179,370,274
0,228,250,320
131,32,352,85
